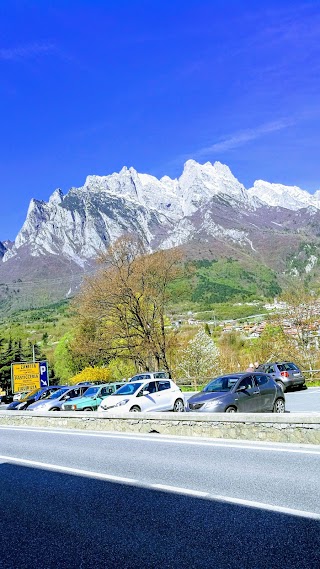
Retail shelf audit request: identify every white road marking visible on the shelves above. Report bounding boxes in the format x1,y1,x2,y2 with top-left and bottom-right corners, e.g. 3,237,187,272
152,484,209,497
0,454,137,484
0,453,319,520
0,425,320,455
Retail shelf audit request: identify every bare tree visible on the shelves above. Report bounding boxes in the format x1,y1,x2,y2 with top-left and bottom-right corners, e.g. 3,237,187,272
72,236,183,374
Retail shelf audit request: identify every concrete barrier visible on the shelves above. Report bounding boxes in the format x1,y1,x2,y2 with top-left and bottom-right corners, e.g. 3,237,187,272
1,411,320,444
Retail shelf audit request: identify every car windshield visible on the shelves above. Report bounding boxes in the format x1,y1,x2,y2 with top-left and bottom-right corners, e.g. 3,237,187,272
48,388,69,399
26,389,42,401
111,382,143,396
203,376,240,393
83,386,100,397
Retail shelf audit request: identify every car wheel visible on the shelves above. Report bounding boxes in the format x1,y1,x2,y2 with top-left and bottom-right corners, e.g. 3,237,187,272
130,406,141,412
173,398,185,412
276,380,286,392
83,407,93,411
225,406,237,413
273,398,285,413
50,407,60,411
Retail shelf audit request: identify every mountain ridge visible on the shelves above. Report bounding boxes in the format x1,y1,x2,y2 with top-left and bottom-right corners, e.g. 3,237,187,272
1,159,320,311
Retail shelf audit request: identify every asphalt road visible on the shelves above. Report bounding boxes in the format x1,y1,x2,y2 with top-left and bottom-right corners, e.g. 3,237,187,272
0,427,319,568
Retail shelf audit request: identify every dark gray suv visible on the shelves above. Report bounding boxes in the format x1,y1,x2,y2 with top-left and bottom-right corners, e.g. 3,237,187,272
259,362,305,392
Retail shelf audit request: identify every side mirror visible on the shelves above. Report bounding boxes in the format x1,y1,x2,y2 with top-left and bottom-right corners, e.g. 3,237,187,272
237,385,247,392
143,390,150,396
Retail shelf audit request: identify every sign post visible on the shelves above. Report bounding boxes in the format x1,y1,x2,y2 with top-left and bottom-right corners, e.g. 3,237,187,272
11,361,49,393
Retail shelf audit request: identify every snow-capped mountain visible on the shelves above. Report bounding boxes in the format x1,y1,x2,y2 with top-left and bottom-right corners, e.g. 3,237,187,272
1,159,320,309
248,180,320,210
2,159,254,266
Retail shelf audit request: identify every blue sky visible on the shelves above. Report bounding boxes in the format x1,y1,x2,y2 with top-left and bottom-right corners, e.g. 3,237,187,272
1,0,320,240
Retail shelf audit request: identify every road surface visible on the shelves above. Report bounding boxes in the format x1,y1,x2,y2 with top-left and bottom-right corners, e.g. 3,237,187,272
0,426,319,568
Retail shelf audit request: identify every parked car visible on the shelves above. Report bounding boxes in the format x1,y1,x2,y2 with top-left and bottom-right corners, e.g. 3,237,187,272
128,371,170,382
186,372,285,413
76,381,106,385
98,378,185,413
13,391,30,401
6,386,64,410
258,361,305,392
0,393,14,404
61,382,127,411
27,385,90,411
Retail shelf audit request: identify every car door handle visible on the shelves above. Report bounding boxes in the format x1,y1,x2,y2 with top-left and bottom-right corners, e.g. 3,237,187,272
253,390,260,394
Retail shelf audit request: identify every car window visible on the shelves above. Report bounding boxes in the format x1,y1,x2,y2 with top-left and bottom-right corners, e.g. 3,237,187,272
237,376,254,390
284,363,299,371
131,374,150,381
254,374,269,386
100,387,109,396
154,372,167,379
157,380,171,391
83,386,100,397
67,388,80,398
39,391,50,400
277,364,285,372
265,365,275,373
146,381,157,394
138,381,157,396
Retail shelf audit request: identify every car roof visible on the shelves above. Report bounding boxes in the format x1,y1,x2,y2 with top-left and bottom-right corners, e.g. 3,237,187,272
212,372,269,380
129,378,171,384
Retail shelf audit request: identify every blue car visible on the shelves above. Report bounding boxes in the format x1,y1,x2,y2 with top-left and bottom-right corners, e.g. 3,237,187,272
6,386,64,410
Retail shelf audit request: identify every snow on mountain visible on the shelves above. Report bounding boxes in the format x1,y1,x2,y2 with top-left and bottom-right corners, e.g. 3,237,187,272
178,160,250,215
3,159,320,270
248,180,316,210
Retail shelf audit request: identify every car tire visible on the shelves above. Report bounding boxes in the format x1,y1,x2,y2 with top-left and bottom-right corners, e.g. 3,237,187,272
225,406,237,413
50,407,60,411
130,406,141,412
83,407,93,411
273,398,285,413
276,380,286,392
173,398,185,412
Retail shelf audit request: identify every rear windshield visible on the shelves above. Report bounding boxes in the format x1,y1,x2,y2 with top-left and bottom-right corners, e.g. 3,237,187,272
278,363,299,372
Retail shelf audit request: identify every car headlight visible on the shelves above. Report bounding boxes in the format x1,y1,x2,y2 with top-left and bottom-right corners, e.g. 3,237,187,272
204,399,222,408
115,399,129,407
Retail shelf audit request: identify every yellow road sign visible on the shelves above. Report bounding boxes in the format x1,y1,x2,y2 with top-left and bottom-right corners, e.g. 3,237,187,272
11,362,41,393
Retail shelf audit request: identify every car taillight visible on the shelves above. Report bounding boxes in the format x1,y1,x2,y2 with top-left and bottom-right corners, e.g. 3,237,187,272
281,371,289,377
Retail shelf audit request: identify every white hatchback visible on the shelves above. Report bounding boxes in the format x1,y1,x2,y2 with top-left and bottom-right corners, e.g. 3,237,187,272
98,379,185,413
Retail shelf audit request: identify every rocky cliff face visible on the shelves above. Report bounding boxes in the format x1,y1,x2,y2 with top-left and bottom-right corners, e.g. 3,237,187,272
2,160,258,267
1,159,320,309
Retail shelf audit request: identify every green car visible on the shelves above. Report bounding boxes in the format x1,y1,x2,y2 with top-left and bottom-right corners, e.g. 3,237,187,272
61,382,126,411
